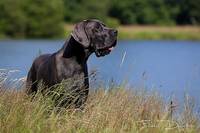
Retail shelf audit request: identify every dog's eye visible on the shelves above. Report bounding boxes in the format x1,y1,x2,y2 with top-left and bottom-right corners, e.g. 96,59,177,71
96,24,100,29
94,29,99,33
93,24,102,33
93,28,100,33
97,24,103,30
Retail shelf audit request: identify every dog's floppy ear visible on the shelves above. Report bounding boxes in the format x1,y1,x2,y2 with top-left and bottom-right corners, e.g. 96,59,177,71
71,20,90,48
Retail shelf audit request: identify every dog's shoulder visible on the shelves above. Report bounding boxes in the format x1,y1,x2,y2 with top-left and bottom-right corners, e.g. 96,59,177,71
32,54,52,69
35,54,51,63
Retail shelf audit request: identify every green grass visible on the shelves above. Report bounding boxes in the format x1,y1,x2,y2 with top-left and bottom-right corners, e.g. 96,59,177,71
116,25,200,40
0,71,199,133
118,31,200,40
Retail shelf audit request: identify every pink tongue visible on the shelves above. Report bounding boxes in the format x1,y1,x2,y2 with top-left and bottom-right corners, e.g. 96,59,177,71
109,47,114,51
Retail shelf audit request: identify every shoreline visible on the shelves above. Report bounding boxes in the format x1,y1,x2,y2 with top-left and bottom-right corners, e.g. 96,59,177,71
65,24,200,40
0,25,200,40
118,25,200,40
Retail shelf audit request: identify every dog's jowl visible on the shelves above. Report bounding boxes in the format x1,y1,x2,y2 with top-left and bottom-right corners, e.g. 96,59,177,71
26,19,118,108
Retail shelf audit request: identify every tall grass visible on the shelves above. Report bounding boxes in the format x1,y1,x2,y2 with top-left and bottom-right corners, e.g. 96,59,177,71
0,70,199,133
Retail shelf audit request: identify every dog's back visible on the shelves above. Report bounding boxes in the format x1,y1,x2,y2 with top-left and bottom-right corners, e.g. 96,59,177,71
26,54,52,94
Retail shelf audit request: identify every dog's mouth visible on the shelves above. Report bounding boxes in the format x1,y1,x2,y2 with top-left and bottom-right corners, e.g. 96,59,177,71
95,40,117,57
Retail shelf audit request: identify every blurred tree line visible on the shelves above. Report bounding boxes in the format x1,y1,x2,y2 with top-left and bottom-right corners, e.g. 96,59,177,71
0,0,64,38
0,0,199,38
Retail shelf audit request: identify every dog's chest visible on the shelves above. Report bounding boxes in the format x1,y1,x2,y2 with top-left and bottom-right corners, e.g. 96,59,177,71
56,57,85,81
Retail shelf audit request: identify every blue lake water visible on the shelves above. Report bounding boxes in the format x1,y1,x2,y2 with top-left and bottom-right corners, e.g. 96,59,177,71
0,40,200,106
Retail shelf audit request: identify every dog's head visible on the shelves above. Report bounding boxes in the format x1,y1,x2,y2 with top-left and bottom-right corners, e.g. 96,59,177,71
71,19,118,57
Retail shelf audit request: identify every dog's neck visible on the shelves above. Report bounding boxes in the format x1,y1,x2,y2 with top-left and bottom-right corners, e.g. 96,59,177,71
62,36,93,64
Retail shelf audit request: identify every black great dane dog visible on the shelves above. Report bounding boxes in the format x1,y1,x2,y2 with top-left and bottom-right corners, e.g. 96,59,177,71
26,19,118,108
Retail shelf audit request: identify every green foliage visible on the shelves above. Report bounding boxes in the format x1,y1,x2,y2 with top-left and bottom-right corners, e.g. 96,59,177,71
25,0,65,38
176,0,200,25
0,0,200,38
0,0,27,38
63,0,110,22
104,17,120,28
63,0,200,25
108,0,175,25
0,0,64,38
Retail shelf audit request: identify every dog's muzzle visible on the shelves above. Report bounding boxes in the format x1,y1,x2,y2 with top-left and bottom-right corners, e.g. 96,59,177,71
95,40,117,57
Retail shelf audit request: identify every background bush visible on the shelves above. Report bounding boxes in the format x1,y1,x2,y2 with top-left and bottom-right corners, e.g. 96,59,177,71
0,0,199,38
0,0,64,38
